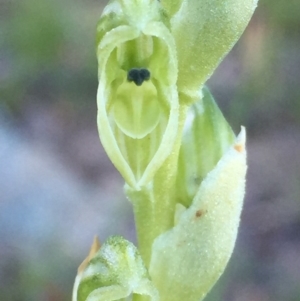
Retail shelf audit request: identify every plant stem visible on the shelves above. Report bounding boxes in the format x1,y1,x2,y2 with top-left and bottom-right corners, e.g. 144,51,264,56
126,105,188,267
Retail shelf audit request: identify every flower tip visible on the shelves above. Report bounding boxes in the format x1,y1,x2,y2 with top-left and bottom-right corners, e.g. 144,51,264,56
77,236,101,274
234,127,246,153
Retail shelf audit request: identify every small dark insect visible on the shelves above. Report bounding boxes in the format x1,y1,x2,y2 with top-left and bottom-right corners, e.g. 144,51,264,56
127,68,151,86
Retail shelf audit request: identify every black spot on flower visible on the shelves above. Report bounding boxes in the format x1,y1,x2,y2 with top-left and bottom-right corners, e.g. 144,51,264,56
127,68,150,86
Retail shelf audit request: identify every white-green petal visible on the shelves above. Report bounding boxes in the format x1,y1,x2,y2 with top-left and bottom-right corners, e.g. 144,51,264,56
149,128,247,301
97,25,141,188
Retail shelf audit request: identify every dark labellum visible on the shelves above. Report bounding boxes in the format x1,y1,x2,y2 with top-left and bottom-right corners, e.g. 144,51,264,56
127,68,151,86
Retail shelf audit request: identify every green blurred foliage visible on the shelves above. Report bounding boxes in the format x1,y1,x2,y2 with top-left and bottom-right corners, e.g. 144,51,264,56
8,1,66,67
1,0,101,115
220,0,300,133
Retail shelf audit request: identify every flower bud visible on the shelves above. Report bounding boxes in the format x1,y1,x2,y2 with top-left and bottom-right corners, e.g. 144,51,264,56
175,87,235,207
163,0,258,103
74,236,158,301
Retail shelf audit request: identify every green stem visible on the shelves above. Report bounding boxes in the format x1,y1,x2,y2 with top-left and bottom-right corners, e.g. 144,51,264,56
126,105,188,267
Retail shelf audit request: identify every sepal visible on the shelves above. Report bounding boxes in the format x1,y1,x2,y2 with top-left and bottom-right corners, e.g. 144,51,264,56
149,128,247,301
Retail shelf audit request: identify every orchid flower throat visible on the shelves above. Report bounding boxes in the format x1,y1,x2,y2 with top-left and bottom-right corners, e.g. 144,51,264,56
105,34,173,140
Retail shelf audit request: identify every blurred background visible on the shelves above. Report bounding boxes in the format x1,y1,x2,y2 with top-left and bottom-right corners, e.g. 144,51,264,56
0,0,299,300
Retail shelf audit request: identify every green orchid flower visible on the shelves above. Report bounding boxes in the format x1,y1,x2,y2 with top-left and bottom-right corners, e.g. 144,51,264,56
96,0,179,189
95,0,257,189
73,0,258,300
73,236,158,301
